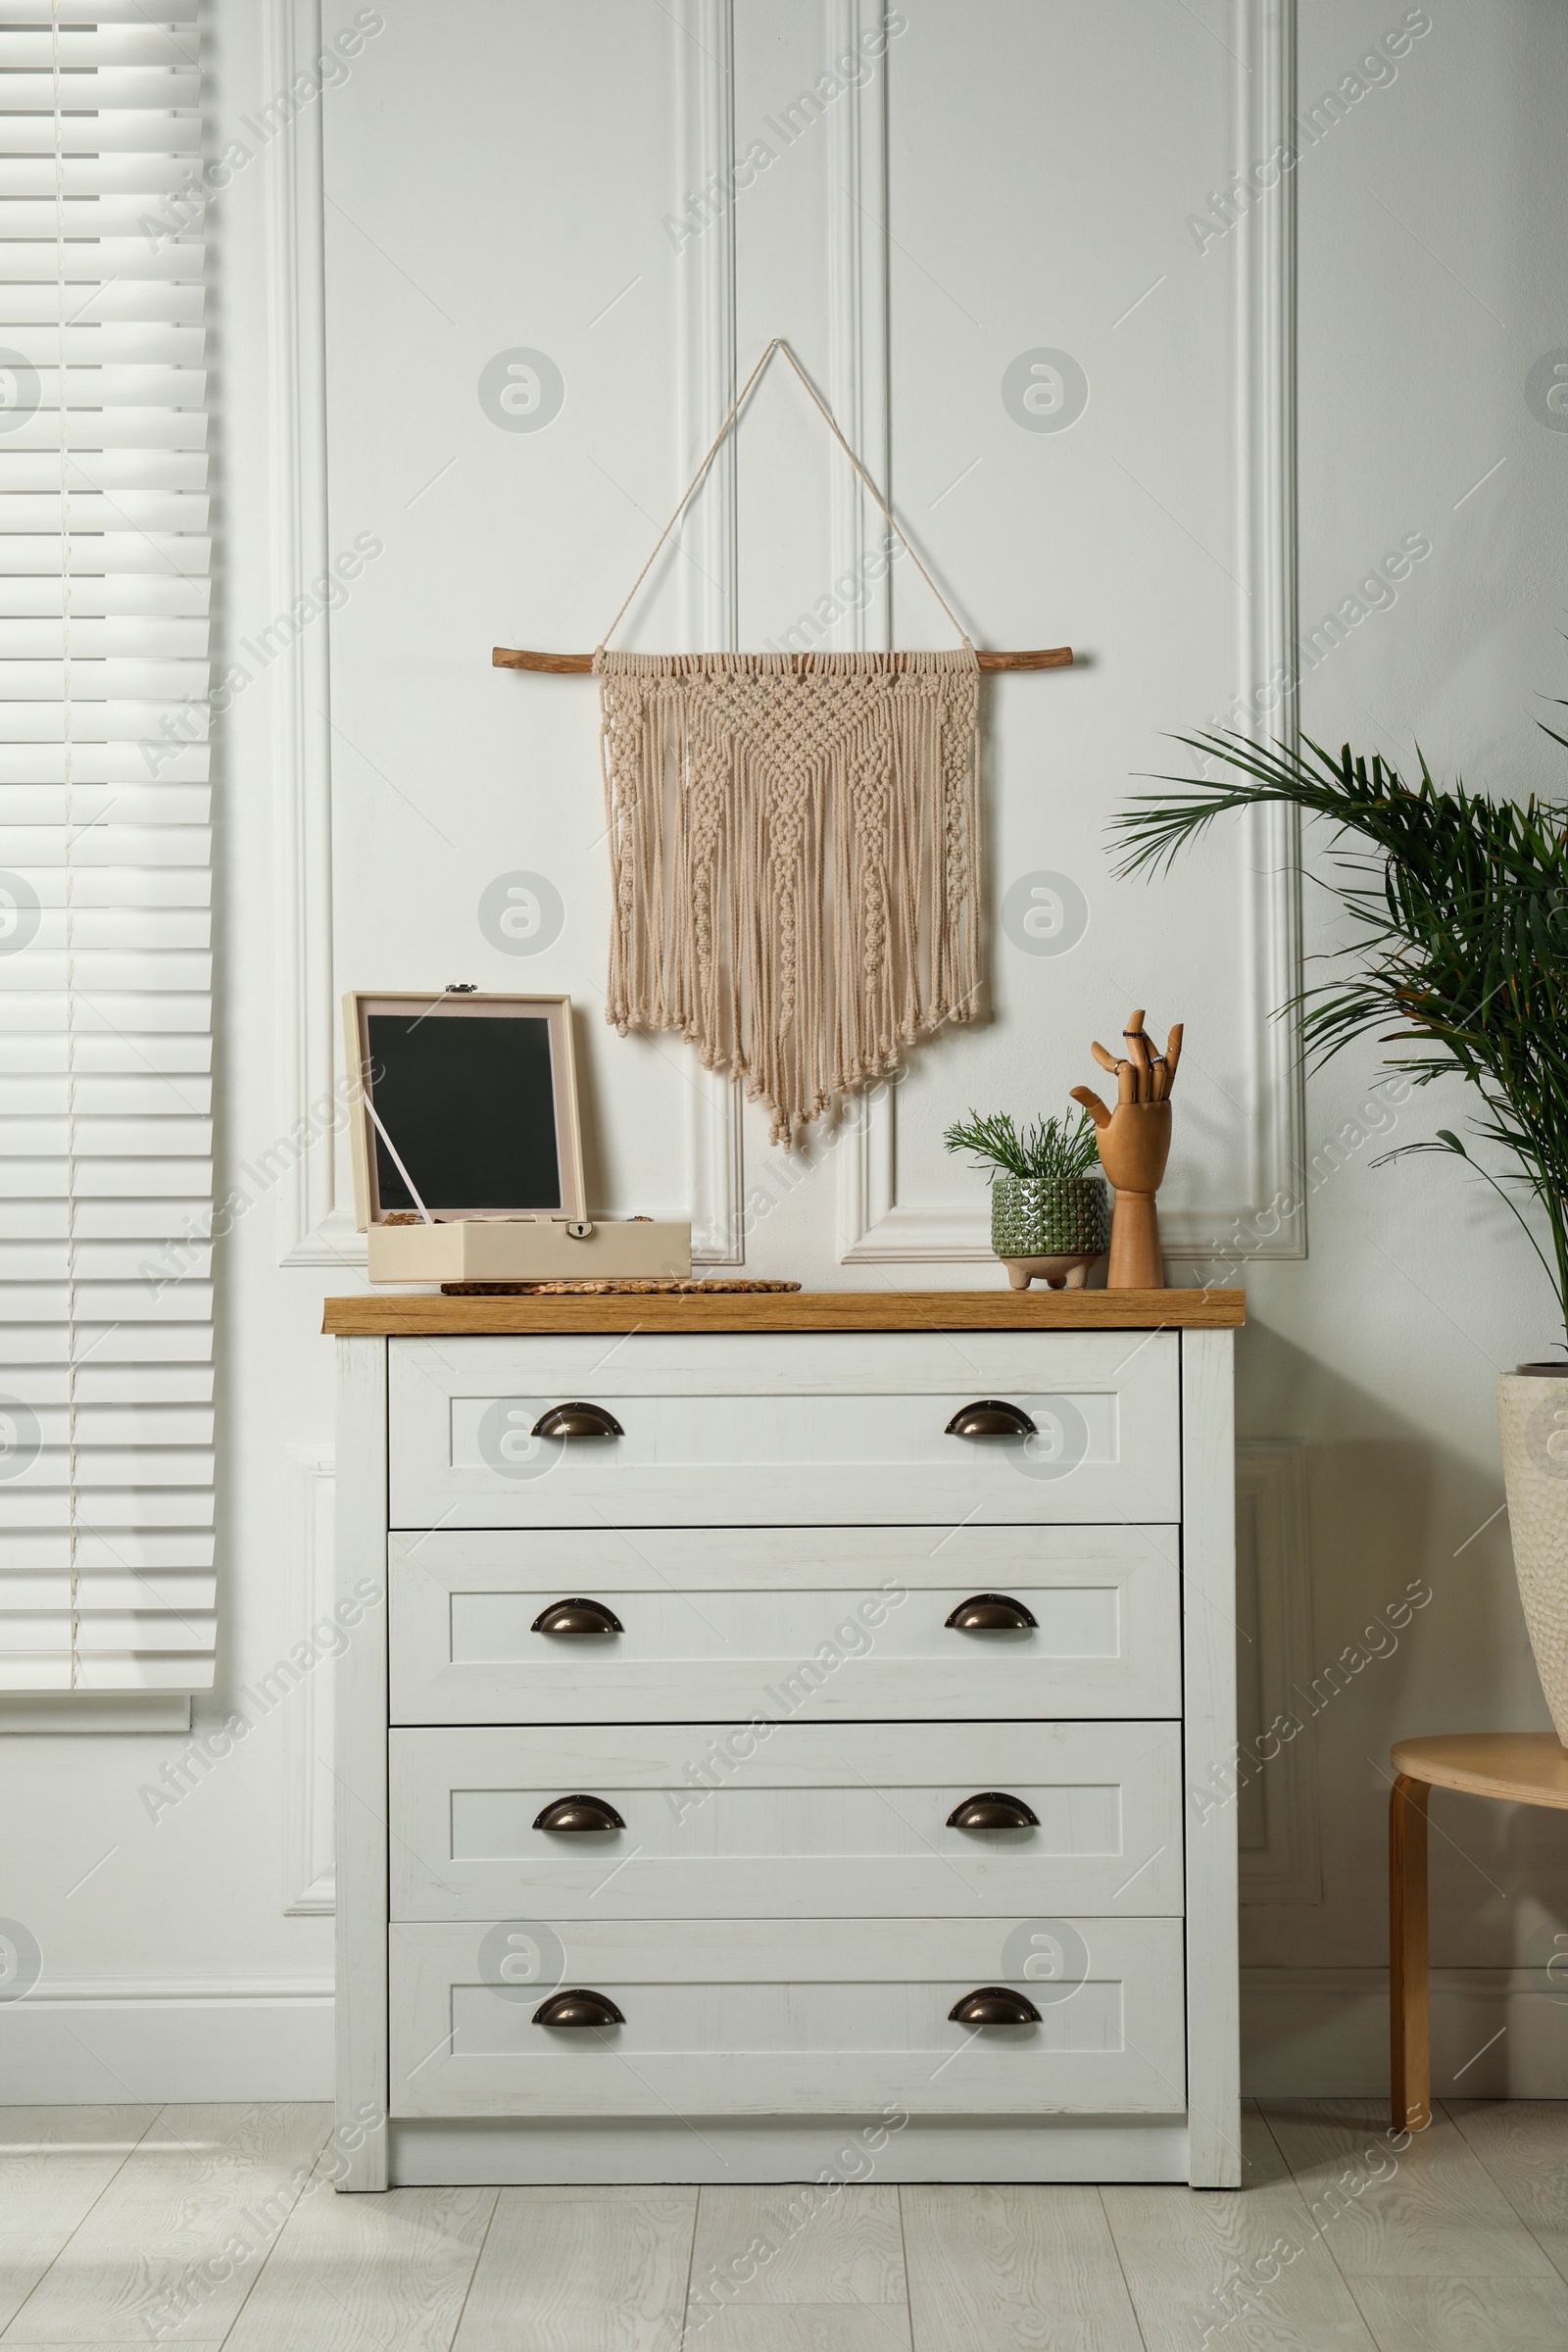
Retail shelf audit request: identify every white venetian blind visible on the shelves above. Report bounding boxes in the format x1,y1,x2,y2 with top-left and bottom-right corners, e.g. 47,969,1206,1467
0,0,214,1690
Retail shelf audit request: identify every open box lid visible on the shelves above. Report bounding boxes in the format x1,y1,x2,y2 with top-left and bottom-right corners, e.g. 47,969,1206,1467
343,991,587,1230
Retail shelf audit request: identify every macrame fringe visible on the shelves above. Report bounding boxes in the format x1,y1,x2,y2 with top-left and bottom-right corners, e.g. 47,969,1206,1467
596,646,982,1147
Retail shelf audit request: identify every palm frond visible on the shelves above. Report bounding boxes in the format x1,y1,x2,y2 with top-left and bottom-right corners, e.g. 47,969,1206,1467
1112,724,1568,1344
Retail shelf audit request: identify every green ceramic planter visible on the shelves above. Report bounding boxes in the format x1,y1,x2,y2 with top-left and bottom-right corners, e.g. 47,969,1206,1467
990,1173,1110,1260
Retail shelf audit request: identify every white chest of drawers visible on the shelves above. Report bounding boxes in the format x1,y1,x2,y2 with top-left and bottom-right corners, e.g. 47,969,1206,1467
326,1289,1242,2190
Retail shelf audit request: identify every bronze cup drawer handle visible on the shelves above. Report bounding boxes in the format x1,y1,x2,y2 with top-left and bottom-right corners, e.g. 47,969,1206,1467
532,1988,625,2029
946,1791,1040,1831
945,1592,1039,1632
945,1399,1038,1438
531,1401,624,1439
532,1794,626,1833
530,1598,624,1637
948,1986,1043,2027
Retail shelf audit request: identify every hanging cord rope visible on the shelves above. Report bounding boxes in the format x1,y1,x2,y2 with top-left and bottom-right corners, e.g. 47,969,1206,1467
594,336,972,656
593,345,983,1144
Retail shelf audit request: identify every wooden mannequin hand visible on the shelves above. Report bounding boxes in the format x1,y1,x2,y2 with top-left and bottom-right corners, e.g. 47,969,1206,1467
1069,1009,1182,1288
1072,1094,1173,1197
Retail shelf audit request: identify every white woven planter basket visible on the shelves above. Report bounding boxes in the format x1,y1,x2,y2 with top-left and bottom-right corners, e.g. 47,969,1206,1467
1499,1370,1568,1748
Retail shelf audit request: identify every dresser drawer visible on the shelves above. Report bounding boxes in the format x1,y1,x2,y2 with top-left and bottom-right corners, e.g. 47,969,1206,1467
388,1720,1183,1921
386,1332,1180,1528
388,1915,1186,2120
389,1525,1182,1723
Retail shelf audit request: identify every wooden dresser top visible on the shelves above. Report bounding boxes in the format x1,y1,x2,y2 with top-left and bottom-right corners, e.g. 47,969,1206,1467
321,1287,1245,1337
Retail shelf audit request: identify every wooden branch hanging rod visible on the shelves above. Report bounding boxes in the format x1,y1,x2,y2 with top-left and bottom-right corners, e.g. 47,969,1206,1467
492,645,1073,674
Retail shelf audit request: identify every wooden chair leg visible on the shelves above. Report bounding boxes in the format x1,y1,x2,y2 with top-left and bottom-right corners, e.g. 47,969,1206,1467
1390,1771,1432,2132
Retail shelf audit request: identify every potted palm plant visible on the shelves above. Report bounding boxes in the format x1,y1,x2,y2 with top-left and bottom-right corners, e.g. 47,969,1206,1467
1114,725,1568,1743
944,1108,1110,1288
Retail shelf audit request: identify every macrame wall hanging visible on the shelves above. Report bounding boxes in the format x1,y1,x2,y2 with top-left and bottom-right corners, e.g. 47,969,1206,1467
493,338,1074,1147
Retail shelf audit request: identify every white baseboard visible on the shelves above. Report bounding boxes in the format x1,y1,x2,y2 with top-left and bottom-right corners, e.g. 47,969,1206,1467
1244,1966,1568,2098
0,1978,333,2106
283,1446,337,1916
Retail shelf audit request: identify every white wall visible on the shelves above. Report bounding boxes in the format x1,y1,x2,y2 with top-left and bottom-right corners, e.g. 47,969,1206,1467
1242,0,1568,2093
2,0,341,2102
4,0,1567,2103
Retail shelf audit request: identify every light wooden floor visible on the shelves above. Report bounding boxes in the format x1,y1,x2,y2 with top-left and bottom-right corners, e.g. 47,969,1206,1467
4,2099,1568,2348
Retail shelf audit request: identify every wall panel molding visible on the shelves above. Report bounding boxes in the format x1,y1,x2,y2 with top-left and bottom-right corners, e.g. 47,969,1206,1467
840,0,1305,1264
271,0,1301,1272
825,0,891,657
1235,1440,1321,1906
283,1446,336,1915
271,0,748,1265
677,0,747,1263
267,0,353,1269
1233,0,1305,1262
